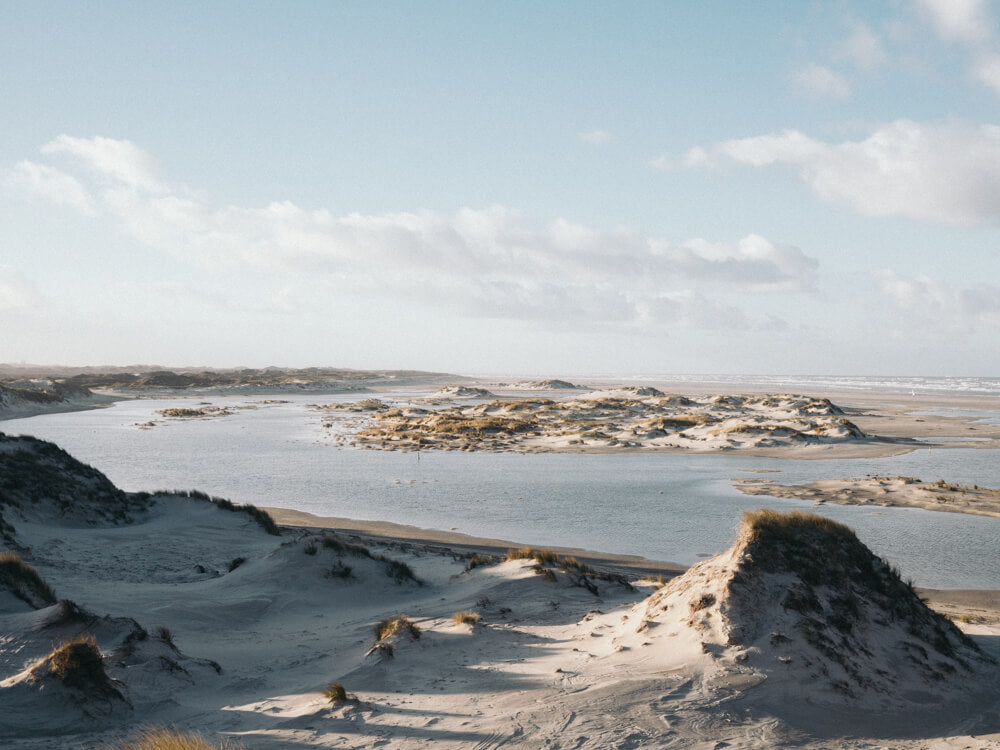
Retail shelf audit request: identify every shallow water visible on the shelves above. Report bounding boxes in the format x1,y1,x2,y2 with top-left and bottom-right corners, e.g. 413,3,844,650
4,394,1000,589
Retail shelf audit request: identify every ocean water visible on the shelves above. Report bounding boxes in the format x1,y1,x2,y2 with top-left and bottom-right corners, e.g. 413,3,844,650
4,392,1000,589
609,374,1000,397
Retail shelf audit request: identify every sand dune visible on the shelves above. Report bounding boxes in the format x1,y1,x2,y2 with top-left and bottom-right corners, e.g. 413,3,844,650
1,433,998,747
349,392,886,456
735,475,1000,519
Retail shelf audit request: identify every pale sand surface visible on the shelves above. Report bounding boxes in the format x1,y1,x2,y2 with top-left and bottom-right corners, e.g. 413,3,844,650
735,475,1000,518
3,383,1000,747
336,384,1000,459
1,493,998,748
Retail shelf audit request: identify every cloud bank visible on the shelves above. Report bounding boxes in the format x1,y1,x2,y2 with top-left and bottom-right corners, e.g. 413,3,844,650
5,136,818,331
876,270,1000,330
672,119,1000,225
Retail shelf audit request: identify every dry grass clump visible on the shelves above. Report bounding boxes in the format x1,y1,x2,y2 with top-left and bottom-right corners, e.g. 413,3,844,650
689,593,716,613
102,727,244,749
0,549,56,607
452,611,481,626
506,547,559,565
32,634,120,698
531,565,558,582
465,553,497,570
374,615,421,642
506,547,629,594
323,681,348,703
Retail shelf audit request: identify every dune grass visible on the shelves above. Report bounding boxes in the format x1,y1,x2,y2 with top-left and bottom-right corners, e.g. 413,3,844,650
102,727,244,749
505,547,559,565
32,634,121,698
452,611,481,626
159,490,280,535
0,549,56,607
322,681,348,703
319,534,420,584
374,615,421,641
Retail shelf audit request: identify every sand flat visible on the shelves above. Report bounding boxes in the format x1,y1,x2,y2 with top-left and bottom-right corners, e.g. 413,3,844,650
735,475,1000,519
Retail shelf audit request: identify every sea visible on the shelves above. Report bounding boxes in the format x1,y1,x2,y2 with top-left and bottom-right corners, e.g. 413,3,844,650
3,377,1000,589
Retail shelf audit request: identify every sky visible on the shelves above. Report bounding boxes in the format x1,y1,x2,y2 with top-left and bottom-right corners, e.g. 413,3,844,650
1,0,999,377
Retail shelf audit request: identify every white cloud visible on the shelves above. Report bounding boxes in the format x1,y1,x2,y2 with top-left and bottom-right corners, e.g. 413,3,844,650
578,129,613,145
5,136,820,332
789,64,851,99
974,52,1000,93
916,0,993,43
876,269,1000,329
41,135,164,192
836,20,887,69
679,119,1000,224
5,161,95,214
0,266,41,312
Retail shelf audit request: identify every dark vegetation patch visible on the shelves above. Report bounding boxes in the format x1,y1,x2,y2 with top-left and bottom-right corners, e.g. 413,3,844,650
0,433,149,535
738,509,991,689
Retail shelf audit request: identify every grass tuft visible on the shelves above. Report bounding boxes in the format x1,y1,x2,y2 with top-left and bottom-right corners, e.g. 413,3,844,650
374,615,421,642
0,549,56,607
322,681,348,703
506,547,558,565
452,611,481,626
101,727,244,749
33,634,120,698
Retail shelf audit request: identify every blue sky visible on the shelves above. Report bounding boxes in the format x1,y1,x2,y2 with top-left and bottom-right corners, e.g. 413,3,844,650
2,1,999,376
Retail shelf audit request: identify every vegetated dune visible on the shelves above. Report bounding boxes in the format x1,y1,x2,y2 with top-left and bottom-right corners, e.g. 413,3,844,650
0,366,472,416
0,382,115,421
735,475,1000,519
506,379,583,390
0,433,997,748
349,392,877,455
430,385,497,399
